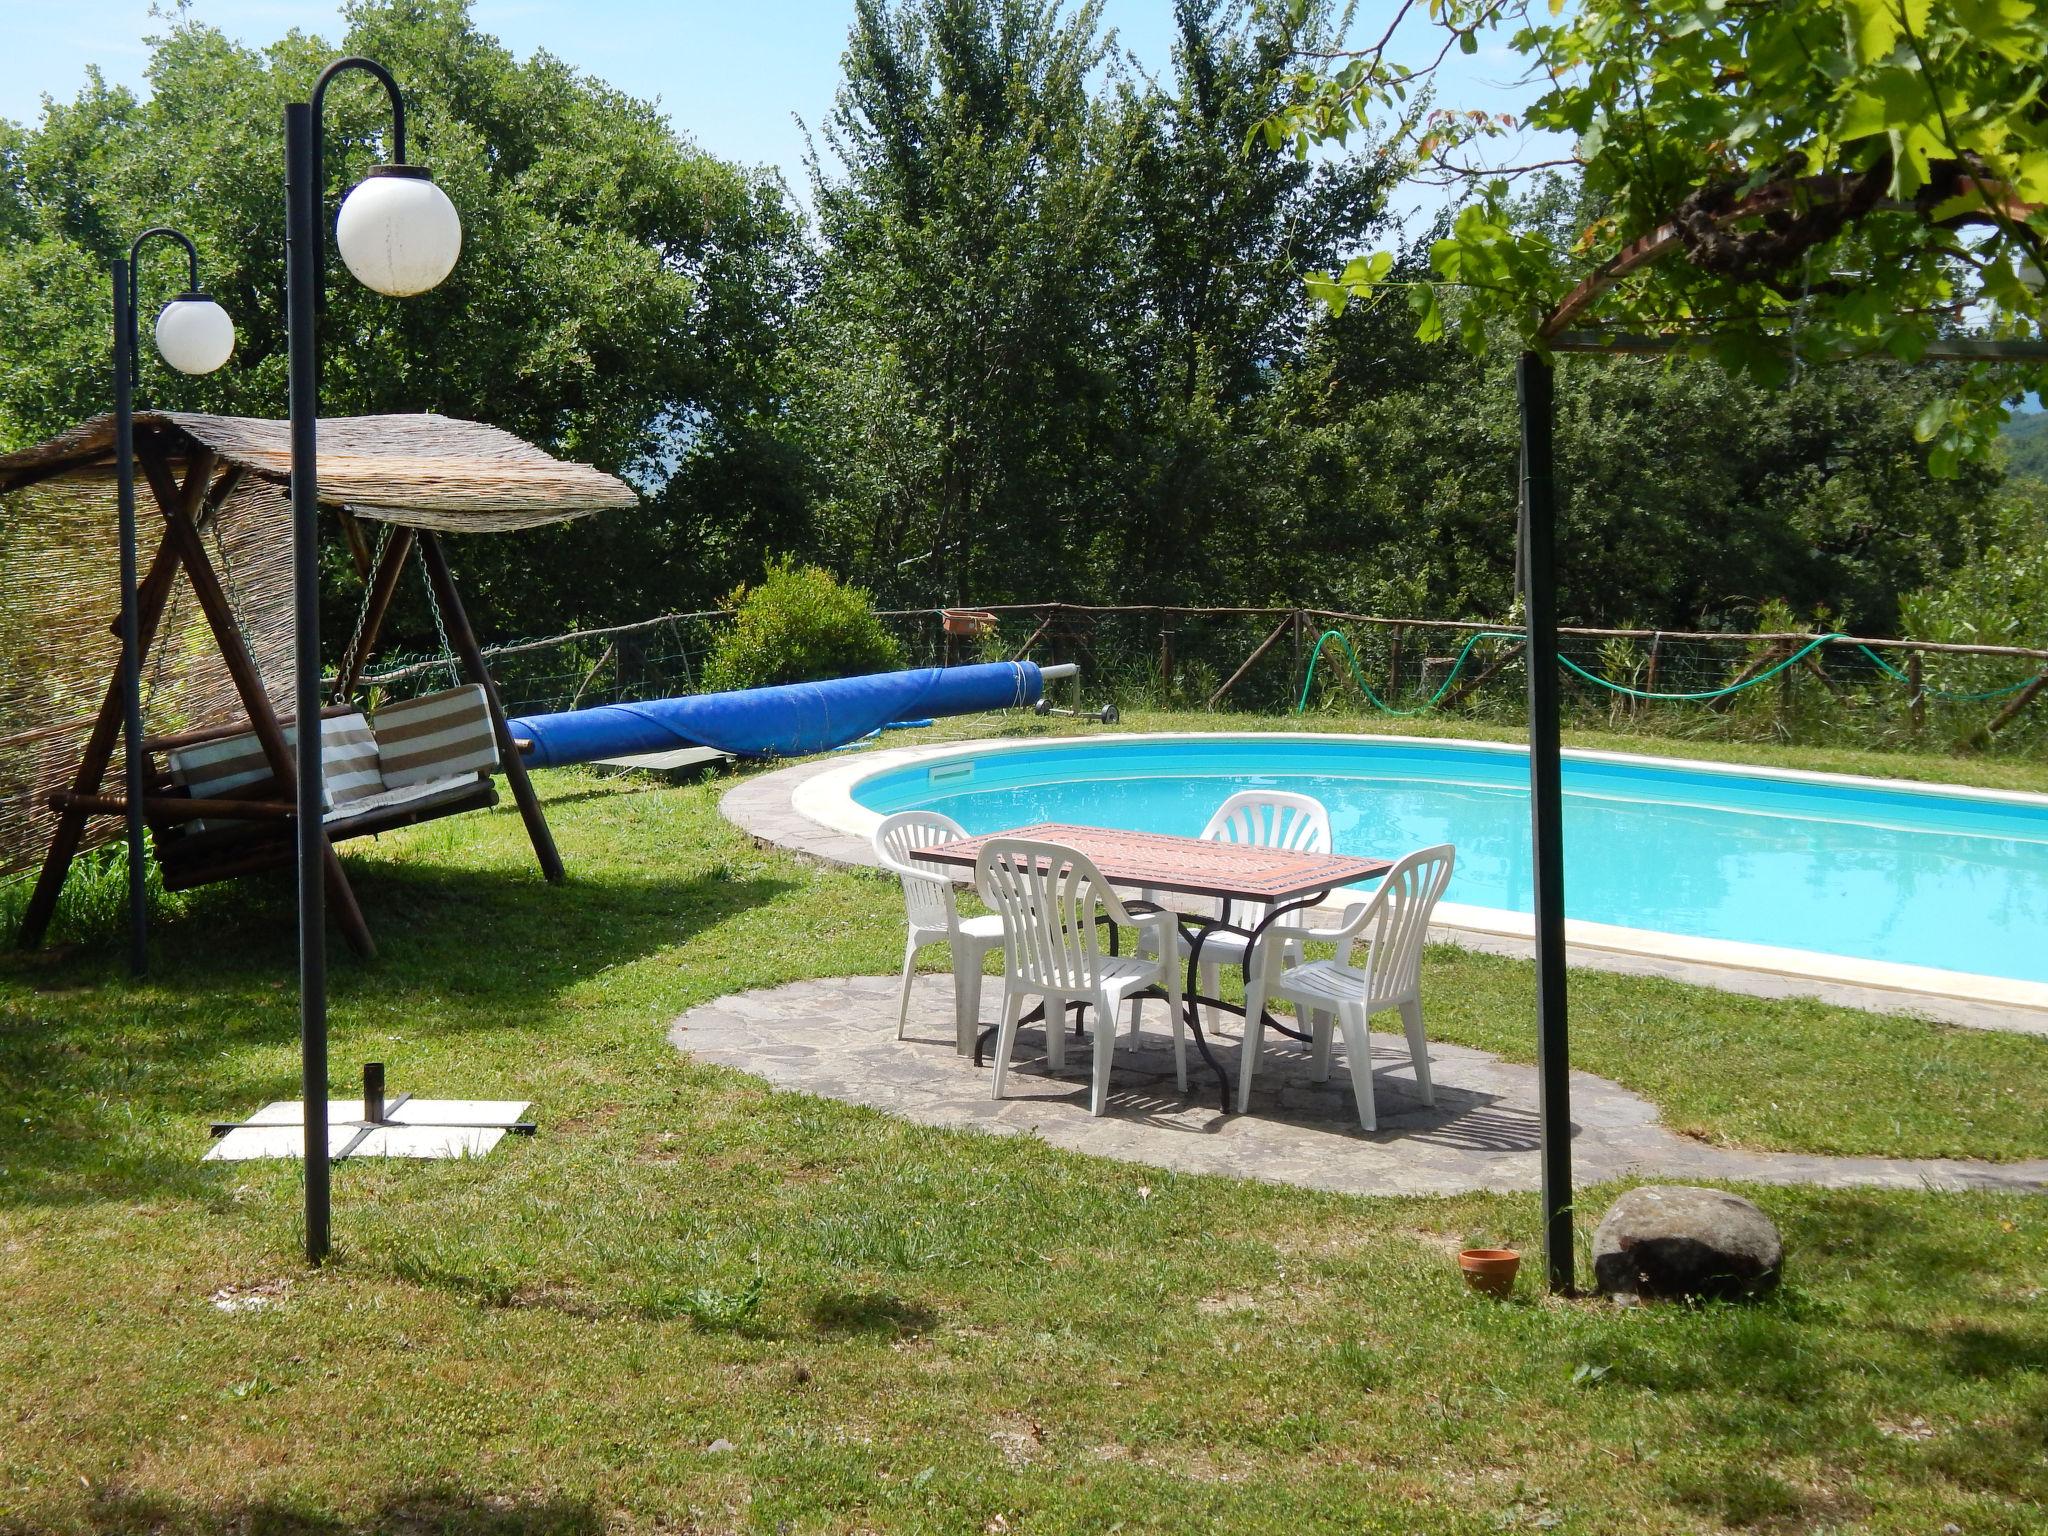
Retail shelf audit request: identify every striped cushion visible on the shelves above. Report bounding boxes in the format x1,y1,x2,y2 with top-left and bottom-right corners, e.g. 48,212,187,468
373,684,499,788
313,716,384,804
167,714,383,831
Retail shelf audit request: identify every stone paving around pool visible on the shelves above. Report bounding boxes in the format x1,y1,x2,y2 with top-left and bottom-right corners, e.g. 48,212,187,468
670,975,2048,1197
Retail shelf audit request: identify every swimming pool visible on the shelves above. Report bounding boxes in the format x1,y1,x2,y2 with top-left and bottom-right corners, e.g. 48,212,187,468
843,735,2048,988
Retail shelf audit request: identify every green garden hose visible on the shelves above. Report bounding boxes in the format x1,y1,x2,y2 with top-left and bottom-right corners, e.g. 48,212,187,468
1294,628,2044,715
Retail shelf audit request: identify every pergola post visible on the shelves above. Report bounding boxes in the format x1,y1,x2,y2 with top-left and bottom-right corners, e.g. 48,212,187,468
418,531,566,884
1517,350,1573,1294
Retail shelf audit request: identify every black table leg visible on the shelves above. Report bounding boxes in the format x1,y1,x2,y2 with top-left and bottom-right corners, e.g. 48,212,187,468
1241,894,1336,1054
1185,893,1340,1108
965,895,1346,1115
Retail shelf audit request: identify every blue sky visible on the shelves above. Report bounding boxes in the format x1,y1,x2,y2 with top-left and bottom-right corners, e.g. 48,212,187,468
1,0,1555,228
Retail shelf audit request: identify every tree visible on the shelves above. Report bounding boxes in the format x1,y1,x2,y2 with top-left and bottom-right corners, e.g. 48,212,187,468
2,0,2021,655
1263,0,2048,471
1900,481,2048,744
1098,0,1395,600
1254,286,1999,629
0,0,810,643
802,0,1127,605
799,0,1399,608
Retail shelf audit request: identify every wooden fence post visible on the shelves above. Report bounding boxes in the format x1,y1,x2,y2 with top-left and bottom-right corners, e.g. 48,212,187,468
1439,640,1526,711
1010,607,1056,663
1708,641,1790,712
1965,668,2048,749
1908,650,1925,737
1205,615,1295,711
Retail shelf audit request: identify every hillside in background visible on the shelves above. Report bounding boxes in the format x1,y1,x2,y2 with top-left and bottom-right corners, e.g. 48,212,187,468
2002,410,2048,482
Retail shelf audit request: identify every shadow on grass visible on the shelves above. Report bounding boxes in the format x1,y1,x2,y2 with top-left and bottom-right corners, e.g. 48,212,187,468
808,1288,936,1337
0,856,794,1212
1559,1191,2048,1508
1927,1321,2048,1381
2,1487,602,1535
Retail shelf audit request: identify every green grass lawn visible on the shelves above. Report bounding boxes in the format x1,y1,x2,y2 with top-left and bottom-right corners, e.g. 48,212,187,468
2,718,2045,1533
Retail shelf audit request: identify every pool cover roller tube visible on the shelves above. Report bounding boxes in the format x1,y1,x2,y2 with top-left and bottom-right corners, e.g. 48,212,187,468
507,660,1048,765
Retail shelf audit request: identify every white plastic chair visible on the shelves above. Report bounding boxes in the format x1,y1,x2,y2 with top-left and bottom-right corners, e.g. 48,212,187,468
1236,844,1455,1128
1136,790,1333,1026
977,838,1186,1116
873,811,1005,1054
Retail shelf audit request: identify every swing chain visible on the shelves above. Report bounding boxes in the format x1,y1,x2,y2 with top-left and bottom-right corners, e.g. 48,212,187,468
419,547,461,690
332,523,393,703
143,581,183,714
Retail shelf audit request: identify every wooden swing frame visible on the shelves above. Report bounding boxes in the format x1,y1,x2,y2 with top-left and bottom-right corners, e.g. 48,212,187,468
8,413,625,960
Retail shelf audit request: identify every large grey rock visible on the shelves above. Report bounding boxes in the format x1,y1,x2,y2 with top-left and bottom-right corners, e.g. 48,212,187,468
1592,1185,1783,1301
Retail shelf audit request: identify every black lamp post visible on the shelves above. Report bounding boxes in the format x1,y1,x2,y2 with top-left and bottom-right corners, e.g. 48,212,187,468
112,230,235,979
286,57,462,1264
1516,351,1572,1294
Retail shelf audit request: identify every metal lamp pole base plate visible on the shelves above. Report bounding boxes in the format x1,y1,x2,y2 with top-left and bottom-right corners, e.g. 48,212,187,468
207,1061,534,1162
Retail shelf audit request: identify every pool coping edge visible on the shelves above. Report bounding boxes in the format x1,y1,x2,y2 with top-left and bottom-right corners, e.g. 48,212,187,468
721,734,2048,1036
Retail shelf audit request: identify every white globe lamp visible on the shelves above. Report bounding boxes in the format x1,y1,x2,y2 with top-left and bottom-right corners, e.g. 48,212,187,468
154,294,236,375
334,165,462,297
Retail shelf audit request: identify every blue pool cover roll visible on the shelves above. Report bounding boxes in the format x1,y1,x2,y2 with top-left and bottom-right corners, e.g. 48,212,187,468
507,661,1043,766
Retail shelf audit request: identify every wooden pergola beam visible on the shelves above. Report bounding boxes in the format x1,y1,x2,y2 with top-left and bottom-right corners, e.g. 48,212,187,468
138,446,375,960
1550,330,2048,362
417,531,565,884
1538,173,2042,343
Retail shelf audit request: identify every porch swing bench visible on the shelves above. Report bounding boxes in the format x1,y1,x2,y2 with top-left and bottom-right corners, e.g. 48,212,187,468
0,410,638,958
134,681,505,894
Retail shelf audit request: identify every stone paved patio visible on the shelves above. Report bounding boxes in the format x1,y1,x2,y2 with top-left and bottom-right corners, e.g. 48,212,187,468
671,974,2048,1197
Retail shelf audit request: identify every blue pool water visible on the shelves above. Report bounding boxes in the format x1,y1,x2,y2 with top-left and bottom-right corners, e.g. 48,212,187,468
851,736,2048,984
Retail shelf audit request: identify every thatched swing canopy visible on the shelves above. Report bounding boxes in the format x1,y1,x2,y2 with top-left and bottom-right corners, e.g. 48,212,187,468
0,410,637,531
1,412,635,945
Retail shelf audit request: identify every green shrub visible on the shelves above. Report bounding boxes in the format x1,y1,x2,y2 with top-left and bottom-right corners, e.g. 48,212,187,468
702,560,902,692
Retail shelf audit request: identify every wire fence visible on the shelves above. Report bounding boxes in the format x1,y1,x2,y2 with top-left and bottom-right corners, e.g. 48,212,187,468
361,610,733,719
360,602,2048,756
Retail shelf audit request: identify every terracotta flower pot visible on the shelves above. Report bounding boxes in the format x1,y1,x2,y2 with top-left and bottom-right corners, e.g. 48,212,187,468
942,608,998,637
1459,1247,1521,1298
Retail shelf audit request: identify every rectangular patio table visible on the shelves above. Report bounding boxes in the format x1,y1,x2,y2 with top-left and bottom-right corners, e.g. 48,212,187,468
912,822,1392,1110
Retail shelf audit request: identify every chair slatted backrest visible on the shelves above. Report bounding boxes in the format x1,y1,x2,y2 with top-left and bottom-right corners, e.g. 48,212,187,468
976,838,1123,992
873,810,967,930
1201,790,1331,922
1202,790,1331,856
1352,844,1456,1004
